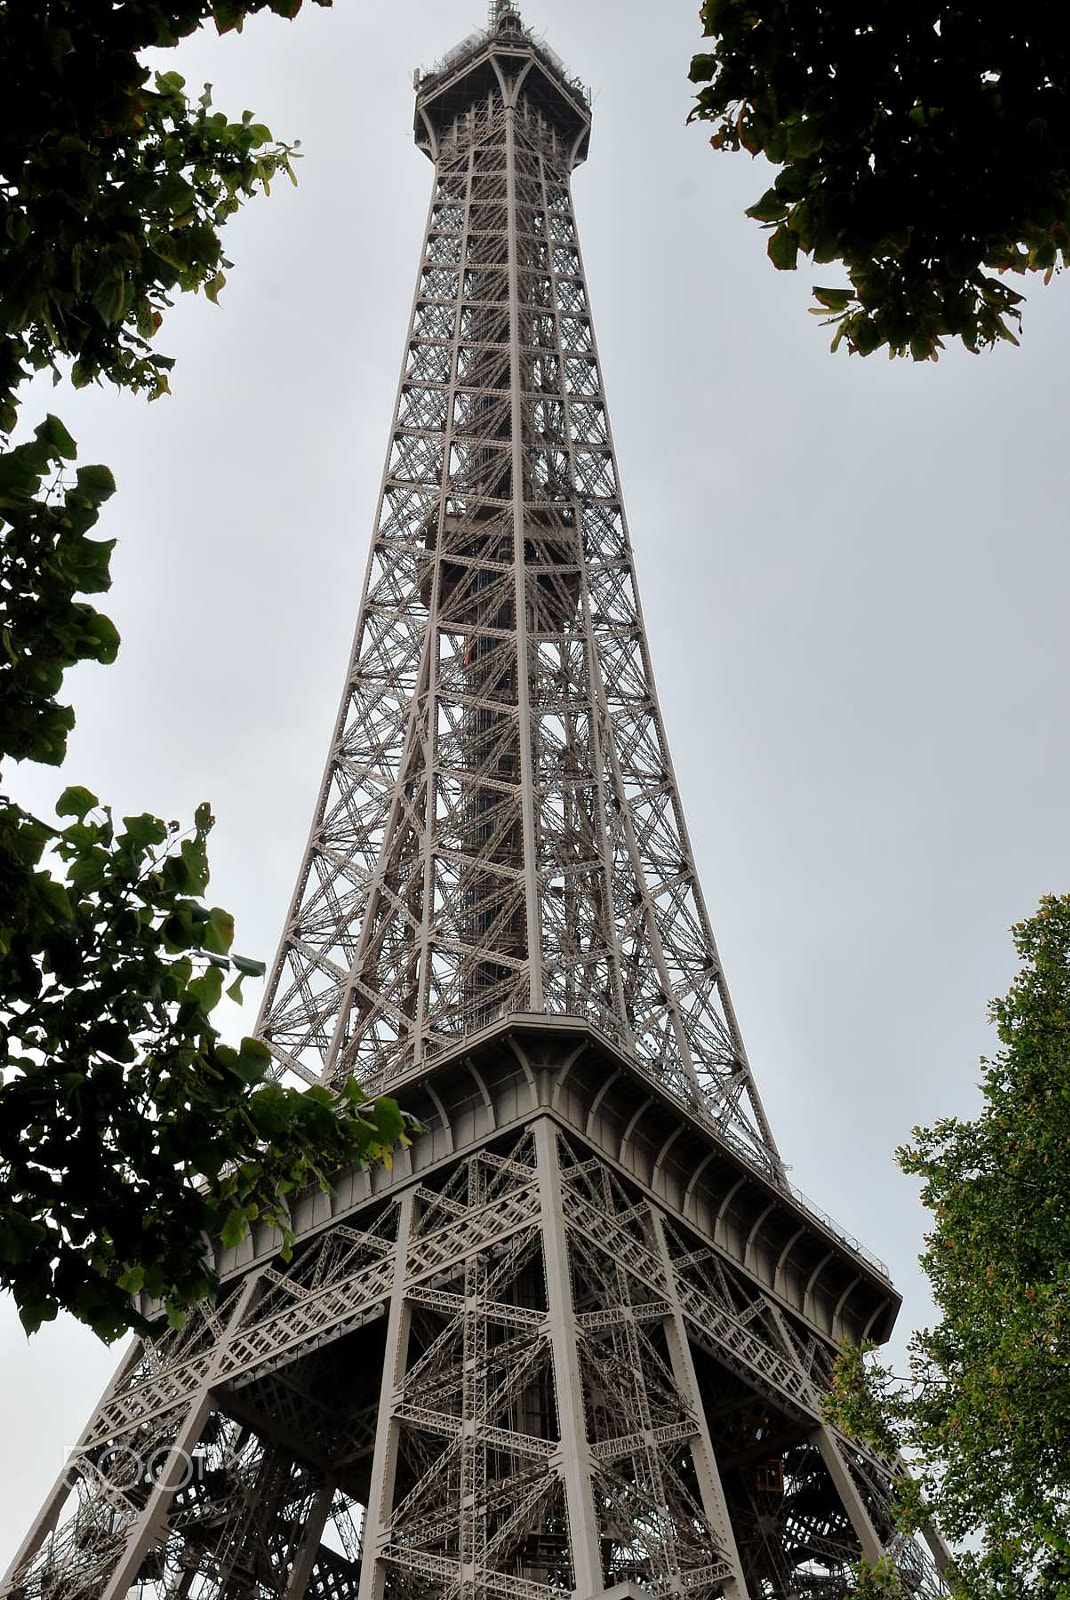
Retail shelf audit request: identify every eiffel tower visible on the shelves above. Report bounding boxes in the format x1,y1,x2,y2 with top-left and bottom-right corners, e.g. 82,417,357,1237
4,10,951,1600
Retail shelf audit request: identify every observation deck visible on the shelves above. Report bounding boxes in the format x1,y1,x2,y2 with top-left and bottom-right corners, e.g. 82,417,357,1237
414,6,592,167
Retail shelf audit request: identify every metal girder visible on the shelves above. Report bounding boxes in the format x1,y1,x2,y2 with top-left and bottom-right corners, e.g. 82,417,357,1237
3,1117,949,1600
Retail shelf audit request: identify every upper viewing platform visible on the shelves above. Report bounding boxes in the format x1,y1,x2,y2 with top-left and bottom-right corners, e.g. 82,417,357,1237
413,3,592,167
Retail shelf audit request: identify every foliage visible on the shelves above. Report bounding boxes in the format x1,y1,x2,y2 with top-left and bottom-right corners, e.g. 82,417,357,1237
0,418,118,768
0,1,414,1344
852,1557,905,1599
689,1,1070,360
0,785,406,1343
826,895,1070,1598
0,1,329,421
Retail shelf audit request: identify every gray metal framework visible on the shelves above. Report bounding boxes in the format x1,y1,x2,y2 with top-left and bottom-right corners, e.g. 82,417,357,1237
250,7,778,1178
3,14,949,1600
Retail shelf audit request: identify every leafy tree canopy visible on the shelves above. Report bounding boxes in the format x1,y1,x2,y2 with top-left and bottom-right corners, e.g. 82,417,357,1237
0,0,329,422
1,1,412,1345
826,895,1070,1598
690,1,1070,360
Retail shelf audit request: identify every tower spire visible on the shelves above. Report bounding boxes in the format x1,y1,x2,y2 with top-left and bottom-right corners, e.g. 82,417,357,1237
3,22,953,1600
488,0,521,27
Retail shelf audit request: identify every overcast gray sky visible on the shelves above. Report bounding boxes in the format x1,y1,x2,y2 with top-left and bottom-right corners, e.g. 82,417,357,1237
4,0,1070,1565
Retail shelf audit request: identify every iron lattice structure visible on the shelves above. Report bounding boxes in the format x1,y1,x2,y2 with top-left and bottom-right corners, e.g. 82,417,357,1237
251,5,778,1178
4,16,950,1600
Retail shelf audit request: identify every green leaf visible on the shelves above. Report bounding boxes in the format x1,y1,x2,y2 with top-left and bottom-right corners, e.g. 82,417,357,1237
0,446,45,507
247,1083,292,1138
154,174,196,216
767,226,799,271
203,906,235,956
37,414,78,460
746,189,789,224
233,1035,272,1084
213,1,247,35
121,813,168,847
178,836,209,895
813,286,853,313
231,954,266,977
852,317,883,355
83,609,121,663
92,273,128,327
75,463,117,504
238,1036,271,1061
189,963,225,1014
786,120,823,158
57,785,99,819
19,1297,59,1335
0,1214,48,1264
366,1096,405,1146
35,877,73,923
219,1208,249,1250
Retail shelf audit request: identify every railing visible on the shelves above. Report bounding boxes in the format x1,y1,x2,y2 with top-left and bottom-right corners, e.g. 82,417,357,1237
416,24,592,111
413,998,892,1283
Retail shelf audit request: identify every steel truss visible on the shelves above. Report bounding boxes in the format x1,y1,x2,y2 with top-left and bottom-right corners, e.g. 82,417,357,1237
4,1119,947,1600
4,13,949,1600
250,10,779,1178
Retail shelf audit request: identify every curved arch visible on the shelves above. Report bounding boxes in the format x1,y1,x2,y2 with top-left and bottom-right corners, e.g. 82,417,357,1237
463,1057,496,1133
804,1249,836,1302
774,1226,808,1297
861,1300,888,1344
652,1124,685,1183
416,105,439,162
715,1174,749,1229
422,1080,454,1155
744,1201,779,1275
583,1067,622,1137
619,1096,654,1170
682,1149,717,1221
550,1039,592,1109
833,1274,863,1329
506,1033,538,1097
712,1174,750,1260
490,54,533,108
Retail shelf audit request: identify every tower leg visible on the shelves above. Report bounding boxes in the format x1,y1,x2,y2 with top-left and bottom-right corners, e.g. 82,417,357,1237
0,1339,143,1589
91,1269,263,1600
357,1189,416,1600
811,1425,885,1566
284,1477,338,1600
921,1516,954,1575
649,1208,750,1600
99,1392,215,1600
535,1117,603,1599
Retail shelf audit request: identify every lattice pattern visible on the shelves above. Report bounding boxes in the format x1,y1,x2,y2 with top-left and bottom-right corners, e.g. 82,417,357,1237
4,1127,946,1600
252,22,780,1177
